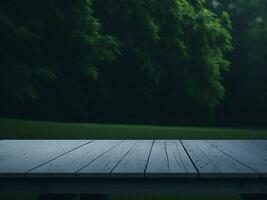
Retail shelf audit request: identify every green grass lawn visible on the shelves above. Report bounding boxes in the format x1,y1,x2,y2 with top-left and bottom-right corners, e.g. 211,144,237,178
0,118,266,200
0,118,267,139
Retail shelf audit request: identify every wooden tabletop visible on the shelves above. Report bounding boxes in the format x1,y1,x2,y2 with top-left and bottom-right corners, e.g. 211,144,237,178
0,140,266,179
1,139,267,194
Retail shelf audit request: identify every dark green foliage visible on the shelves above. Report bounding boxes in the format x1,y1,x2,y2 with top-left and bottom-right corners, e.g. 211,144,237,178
208,0,267,125
0,0,119,120
0,10,56,100
92,0,232,124
1,0,264,126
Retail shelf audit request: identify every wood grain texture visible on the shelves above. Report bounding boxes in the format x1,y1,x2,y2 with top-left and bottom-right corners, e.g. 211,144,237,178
181,140,221,178
198,140,257,178
0,140,266,180
207,140,267,177
27,140,121,178
0,140,18,148
166,140,198,178
0,140,91,177
111,140,154,178
77,140,137,178
145,140,169,178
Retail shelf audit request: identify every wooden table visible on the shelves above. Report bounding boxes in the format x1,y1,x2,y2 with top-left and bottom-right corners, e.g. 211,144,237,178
0,140,266,200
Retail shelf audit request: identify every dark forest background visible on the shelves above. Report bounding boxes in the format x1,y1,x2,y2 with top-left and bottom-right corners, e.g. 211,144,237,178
0,0,266,126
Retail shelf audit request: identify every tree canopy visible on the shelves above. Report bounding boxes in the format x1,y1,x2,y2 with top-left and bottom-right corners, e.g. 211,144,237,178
0,0,265,126
208,0,267,125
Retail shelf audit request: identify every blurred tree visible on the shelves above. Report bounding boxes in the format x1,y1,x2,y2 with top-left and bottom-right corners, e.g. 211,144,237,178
0,0,119,120
92,0,232,124
0,0,233,125
208,0,267,125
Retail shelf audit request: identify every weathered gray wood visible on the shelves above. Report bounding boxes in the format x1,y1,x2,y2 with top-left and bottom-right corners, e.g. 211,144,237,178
0,139,266,182
226,140,267,158
77,140,137,178
207,140,267,177
145,140,169,178
27,140,121,178
197,141,257,178
0,140,18,148
165,140,198,178
181,140,221,178
0,140,91,177
111,140,153,178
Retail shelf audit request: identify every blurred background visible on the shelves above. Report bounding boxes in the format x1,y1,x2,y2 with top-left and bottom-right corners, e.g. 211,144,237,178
0,0,266,127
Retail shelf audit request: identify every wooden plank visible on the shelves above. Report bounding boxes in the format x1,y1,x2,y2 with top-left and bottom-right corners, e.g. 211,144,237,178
27,140,121,178
197,141,257,178
207,140,267,177
1,139,266,180
145,140,169,178
0,140,19,149
181,140,221,178
0,140,91,177
225,140,267,158
77,140,137,178
111,140,153,178
0,140,17,145
165,140,198,178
